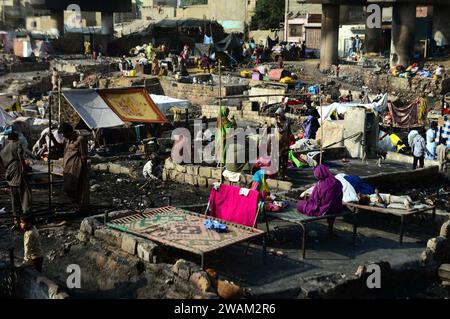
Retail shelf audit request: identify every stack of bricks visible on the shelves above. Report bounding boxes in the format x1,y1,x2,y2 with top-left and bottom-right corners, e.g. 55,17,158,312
162,158,293,192
201,105,242,119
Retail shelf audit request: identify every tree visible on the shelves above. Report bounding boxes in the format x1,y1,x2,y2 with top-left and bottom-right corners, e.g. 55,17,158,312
250,0,285,30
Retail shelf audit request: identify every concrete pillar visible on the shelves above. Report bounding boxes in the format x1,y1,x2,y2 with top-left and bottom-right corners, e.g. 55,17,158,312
50,10,64,35
320,4,340,71
390,3,416,67
432,5,450,47
101,12,114,36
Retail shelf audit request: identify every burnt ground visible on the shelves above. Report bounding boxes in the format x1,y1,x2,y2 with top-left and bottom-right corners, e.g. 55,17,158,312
1,156,450,299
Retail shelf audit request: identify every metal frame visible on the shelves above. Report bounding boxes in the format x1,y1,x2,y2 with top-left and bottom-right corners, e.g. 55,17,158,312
344,203,436,244
107,206,265,269
267,210,357,259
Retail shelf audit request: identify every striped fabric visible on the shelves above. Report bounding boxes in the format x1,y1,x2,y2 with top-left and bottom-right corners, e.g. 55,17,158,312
440,119,450,148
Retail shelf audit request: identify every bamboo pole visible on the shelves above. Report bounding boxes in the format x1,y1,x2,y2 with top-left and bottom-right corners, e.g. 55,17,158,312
214,93,308,100
319,90,324,165
48,94,52,213
218,59,223,183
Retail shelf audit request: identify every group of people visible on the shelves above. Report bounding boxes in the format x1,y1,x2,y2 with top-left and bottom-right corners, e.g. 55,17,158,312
0,123,90,272
408,123,448,171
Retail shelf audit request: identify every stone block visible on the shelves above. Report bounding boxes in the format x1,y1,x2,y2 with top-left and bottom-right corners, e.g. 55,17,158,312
266,178,278,190
427,236,447,253
211,168,222,180
440,220,450,238
121,234,137,255
187,165,199,175
136,240,158,263
190,271,214,293
80,217,100,235
94,228,122,247
277,180,293,191
172,259,200,281
185,174,197,186
175,164,187,173
175,173,186,184
165,157,175,170
170,170,178,180
197,176,208,187
77,231,89,242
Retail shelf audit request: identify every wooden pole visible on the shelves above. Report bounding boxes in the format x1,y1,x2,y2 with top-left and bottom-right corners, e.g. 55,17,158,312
218,59,223,183
215,93,308,100
48,94,52,213
58,77,62,123
319,90,324,165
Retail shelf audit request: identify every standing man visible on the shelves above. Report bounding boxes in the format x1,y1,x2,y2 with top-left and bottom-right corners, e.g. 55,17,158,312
411,128,426,170
48,123,89,212
0,131,32,227
437,138,448,172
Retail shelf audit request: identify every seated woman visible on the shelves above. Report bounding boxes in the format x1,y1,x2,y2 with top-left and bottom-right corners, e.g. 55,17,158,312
296,165,343,217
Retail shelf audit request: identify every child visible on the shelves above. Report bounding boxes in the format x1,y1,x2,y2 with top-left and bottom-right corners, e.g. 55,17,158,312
20,215,43,272
437,138,448,172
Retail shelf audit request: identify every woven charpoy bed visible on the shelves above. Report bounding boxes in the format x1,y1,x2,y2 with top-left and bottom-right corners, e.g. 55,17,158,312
106,206,265,268
343,202,436,244
266,199,357,259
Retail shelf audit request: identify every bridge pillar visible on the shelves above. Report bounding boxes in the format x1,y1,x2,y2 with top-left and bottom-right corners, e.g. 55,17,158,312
390,3,416,67
101,12,114,36
50,10,64,35
320,3,340,71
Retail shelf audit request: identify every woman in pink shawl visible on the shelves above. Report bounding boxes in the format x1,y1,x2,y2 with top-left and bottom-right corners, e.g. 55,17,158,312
297,165,343,217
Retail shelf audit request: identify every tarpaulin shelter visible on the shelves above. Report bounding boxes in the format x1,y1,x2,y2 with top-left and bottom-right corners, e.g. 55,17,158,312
319,94,388,120
153,19,225,53
62,88,172,130
32,40,54,57
0,107,14,128
214,33,243,53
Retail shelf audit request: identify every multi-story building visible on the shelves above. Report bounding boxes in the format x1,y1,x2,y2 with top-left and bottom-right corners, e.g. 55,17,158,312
140,0,177,21
176,0,257,33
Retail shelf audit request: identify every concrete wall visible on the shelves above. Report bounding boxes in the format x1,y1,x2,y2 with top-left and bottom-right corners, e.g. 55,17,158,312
176,0,256,33
140,0,177,21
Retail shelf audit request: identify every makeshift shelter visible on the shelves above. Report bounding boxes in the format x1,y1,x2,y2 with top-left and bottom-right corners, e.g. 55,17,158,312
214,33,243,53
153,19,224,53
319,94,388,120
32,40,54,57
62,88,169,130
0,107,14,128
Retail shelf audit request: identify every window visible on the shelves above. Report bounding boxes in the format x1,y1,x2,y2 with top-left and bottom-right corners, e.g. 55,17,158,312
289,24,303,37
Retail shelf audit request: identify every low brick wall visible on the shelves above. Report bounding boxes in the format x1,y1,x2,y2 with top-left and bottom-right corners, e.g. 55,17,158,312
363,166,441,191
162,158,293,192
160,78,247,105
78,211,159,265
